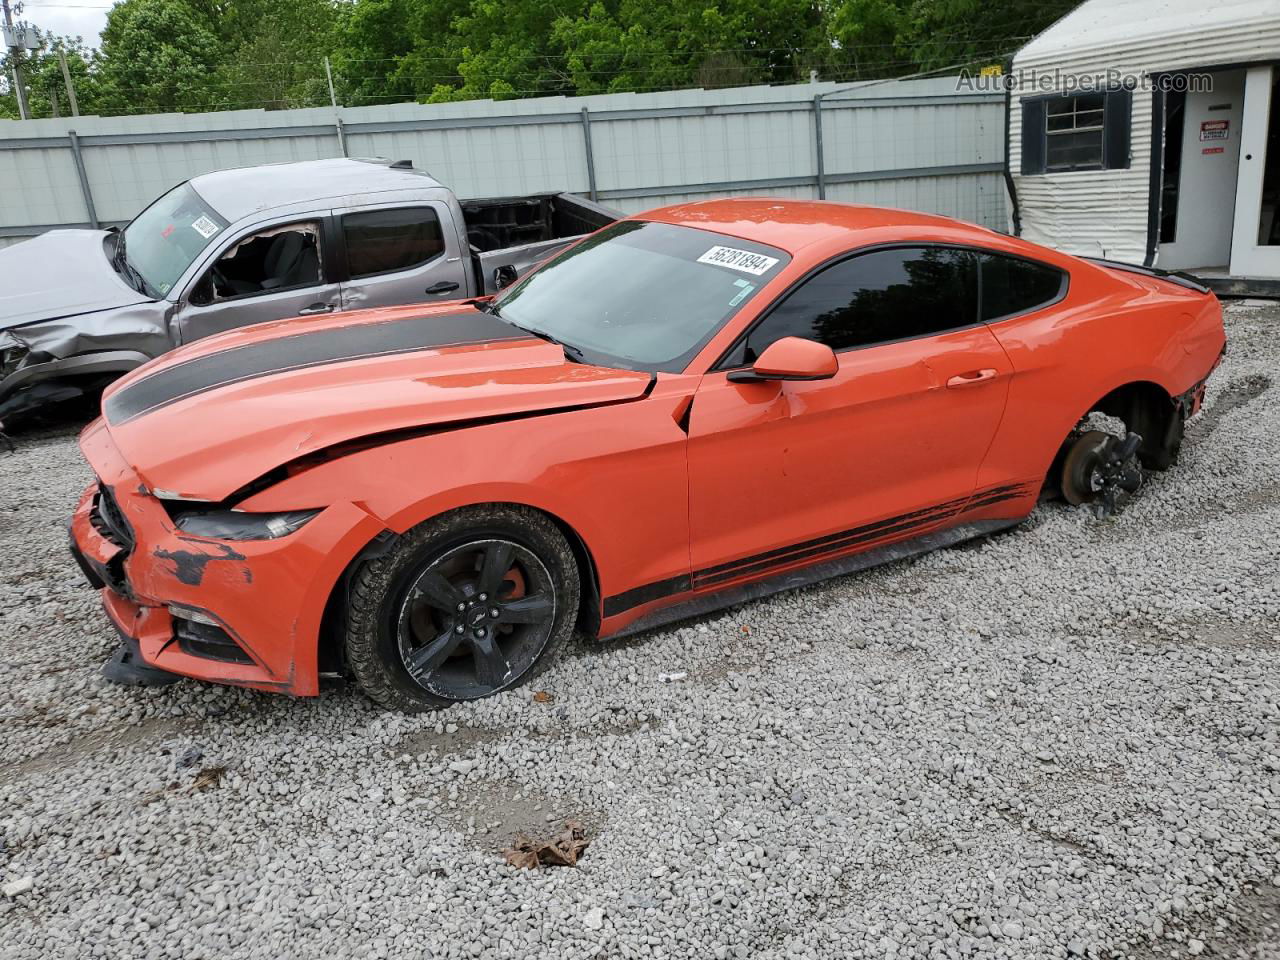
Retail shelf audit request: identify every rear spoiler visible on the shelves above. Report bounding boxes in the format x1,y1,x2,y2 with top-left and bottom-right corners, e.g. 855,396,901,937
1082,257,1211,295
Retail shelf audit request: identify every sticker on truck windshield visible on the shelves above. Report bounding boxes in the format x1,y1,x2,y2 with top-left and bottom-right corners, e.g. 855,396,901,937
696,245,780,276
191,215,220,239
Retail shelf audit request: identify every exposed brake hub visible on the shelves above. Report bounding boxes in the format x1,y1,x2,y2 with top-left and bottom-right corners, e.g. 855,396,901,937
1060,430,1144,518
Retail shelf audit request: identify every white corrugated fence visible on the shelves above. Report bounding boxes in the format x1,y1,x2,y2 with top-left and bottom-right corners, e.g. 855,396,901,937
0,76,1006,250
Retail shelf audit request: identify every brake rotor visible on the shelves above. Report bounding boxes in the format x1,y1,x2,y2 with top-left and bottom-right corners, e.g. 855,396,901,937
1060,429,1144,516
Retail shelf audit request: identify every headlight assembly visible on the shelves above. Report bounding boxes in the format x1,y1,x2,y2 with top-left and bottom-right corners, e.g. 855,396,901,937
0,342,28,381
173,509,320,541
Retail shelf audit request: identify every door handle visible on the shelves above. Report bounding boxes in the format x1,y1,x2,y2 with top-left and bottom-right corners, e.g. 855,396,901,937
298,303,335,316
425,281,461,295
946,368,998,388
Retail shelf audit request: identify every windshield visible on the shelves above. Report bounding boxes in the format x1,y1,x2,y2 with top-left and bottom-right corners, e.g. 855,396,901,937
494,220,790,372
122,182,228,296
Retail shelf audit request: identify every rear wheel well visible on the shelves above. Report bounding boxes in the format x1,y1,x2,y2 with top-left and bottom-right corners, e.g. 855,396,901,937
316,502,601,679
1046,381,1184,497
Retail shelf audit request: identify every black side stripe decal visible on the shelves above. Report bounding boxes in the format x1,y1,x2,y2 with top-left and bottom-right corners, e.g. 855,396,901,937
602,482,1034,618
697,492,972,583
601,574,694,619
105,310,531,425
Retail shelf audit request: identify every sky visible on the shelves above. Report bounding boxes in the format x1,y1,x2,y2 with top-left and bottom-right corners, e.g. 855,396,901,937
15,0,114,48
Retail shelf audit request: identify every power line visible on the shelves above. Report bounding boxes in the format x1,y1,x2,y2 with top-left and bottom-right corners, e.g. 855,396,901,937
82,56,1018,116
49,38,1028,73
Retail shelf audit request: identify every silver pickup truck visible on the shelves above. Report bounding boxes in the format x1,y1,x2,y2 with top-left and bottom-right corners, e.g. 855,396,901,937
0,157,617,422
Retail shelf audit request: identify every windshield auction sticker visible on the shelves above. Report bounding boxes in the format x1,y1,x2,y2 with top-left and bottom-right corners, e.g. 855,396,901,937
191,215,221,239
697,245,780,276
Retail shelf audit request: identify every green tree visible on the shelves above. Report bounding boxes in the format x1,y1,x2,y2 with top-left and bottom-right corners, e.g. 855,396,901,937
214,0,345,109
5,0,1084,119
334,0,470,105
423,0,583,102
828,0,1080,78
336,0,835,105
95,0,225,113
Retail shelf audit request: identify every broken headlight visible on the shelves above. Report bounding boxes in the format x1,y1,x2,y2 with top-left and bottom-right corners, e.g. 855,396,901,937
0,339,27,381
173,509,320,541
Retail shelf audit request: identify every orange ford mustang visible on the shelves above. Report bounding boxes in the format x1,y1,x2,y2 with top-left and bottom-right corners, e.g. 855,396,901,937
68,199,1226,710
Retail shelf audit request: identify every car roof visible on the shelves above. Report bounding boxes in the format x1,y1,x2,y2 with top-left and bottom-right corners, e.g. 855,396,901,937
188,158,444,223
638,197,1007,255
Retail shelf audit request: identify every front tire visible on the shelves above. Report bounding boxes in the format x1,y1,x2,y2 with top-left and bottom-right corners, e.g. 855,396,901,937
345,505,580,712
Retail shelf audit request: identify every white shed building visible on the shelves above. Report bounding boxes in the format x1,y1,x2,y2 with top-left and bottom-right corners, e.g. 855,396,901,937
1008,0,1280,293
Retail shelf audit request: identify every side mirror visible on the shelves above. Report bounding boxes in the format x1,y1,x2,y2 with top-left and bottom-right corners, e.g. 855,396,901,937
188,273,215,307
728,336,838,383
492,264,518,290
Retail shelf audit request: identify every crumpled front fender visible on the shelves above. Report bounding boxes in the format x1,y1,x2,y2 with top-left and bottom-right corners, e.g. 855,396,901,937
0,302,170,418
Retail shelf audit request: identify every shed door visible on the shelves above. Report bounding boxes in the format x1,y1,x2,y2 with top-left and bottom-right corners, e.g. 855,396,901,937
1157,71,1245,271
1230,65,1280,280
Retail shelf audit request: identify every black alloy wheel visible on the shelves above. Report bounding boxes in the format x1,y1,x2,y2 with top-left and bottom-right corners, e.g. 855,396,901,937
396,538,556,700
344,505,580,712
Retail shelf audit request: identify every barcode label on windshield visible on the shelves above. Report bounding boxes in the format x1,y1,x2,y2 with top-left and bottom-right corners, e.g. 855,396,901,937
696,245,779,276
191,215,220,239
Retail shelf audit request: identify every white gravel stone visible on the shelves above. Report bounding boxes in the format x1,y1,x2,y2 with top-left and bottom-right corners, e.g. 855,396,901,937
1,303,1278,959
3,876,34,897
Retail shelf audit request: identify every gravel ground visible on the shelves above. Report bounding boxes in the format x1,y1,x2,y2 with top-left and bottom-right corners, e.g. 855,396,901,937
1,301,1279,960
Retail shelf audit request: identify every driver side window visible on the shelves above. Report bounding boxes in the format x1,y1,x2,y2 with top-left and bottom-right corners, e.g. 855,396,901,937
726,246,979,366
190,222,322,305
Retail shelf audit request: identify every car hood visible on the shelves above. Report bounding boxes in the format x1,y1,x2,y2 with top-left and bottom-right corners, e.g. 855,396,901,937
0,230,151,330
100,303,653,501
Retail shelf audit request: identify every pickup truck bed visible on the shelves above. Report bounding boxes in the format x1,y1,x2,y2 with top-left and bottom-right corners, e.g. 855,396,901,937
464,194,619,293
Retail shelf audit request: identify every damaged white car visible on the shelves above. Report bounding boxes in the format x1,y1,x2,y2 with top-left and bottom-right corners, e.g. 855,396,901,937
0,157,615,423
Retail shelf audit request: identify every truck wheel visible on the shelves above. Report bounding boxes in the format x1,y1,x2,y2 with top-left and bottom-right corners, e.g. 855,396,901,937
345,505,580,712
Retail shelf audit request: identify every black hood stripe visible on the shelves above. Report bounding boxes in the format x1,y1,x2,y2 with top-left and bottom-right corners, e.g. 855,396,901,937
105,311,531,425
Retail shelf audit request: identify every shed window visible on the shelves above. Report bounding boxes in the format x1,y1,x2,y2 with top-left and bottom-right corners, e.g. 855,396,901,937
1021,88,1132,174
1046,94,1105,170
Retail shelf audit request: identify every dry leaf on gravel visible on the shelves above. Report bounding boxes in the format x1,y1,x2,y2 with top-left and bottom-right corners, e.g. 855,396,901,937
191,766,226,792
503,820,589,869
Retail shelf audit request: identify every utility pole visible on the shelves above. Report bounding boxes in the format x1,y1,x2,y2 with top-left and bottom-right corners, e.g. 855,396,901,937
58,47,77,116
1,0,31,120
324,56,347,157
324,55,338,109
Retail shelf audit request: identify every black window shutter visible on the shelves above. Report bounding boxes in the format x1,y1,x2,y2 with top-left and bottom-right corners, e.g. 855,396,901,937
1020,99,1047,174
1104,89,1132,169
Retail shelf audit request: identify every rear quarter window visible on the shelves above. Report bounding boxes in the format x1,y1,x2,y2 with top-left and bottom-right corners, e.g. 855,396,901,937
979,253,1067,322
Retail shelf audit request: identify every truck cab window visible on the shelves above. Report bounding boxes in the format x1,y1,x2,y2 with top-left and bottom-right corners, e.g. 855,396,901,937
344,208,445,278
192,223,321,304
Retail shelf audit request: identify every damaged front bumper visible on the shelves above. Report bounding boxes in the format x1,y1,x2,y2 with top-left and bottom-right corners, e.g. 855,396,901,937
68,420,386,696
